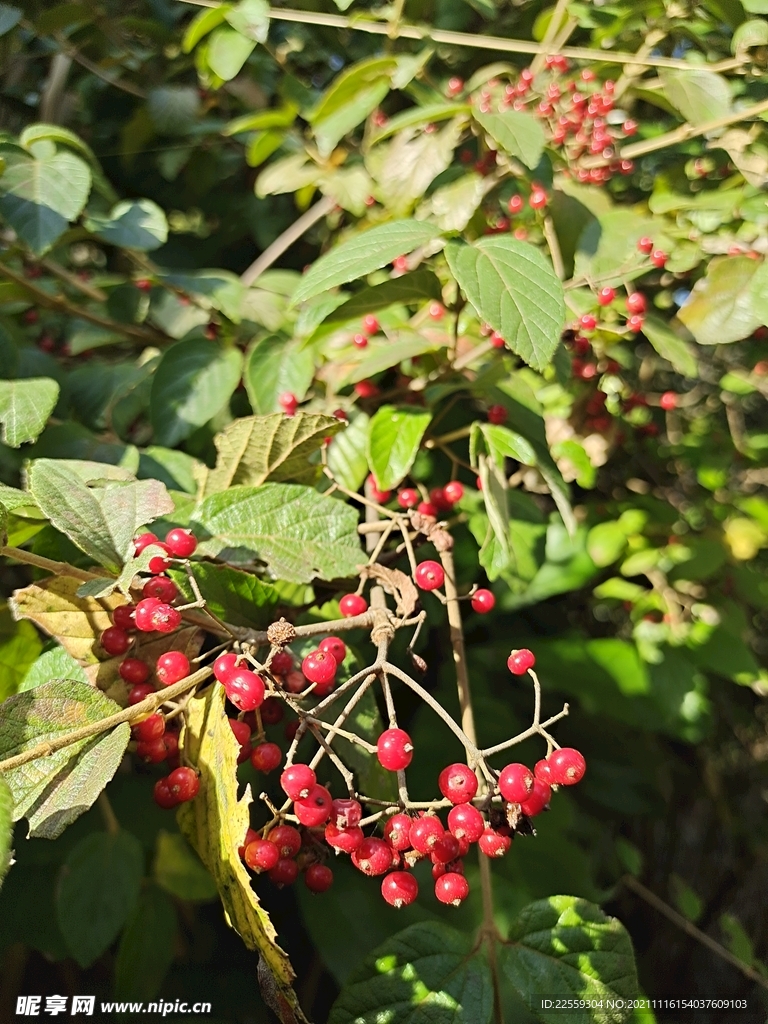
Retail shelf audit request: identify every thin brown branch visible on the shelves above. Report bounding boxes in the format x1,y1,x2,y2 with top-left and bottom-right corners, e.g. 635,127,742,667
240,197,335,286
40,257,108,303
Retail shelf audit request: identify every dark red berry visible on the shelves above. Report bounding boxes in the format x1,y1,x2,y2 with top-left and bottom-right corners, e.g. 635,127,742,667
119,658,149,685
128,682,155,706
269,824,302,858
447,804,485,843
471,589,495,614
331,798,361,829
325,823,364,853
261,696,284,724
431,833,460,864
294,784,333,827
269,858,299,885
284,670,307,694
133,714,166,742
488,405,507,425
113,605,136,630
435,872,469,905
136,737,168,764
165,528,197,558
305,863,333,893
101,627,131,656
351,837,392,876
520,778,551,816
548,747,586,785
340,593,368,618
251,742,283,773
438,763,478,804
409,816,444,854
478,828,511,858
383,813,412,851
142,576,178,603
156,651,190,686
318,636,346,664
498,763,535,803
377,729,414,771
167,767,199,803
281,764,316,801
244,839,280,872
507,648,535,675
153,778,177,809
148,603,182,634
270,650,293,675
414,560,444,591
381,871,418,907
229,718,252,763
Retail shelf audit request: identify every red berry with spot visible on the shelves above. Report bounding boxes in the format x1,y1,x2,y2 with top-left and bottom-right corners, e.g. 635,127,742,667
302,650,337,688
229,718,252,763
305,863,333,893
507,648,535,674
156,651,190,686
136,737,168,764
443,481,464,505
431,832,460,864
269,858,299,886
488,404,507,425
133,714,165,742
281,764,316,801
167,766,199,803
340,593,368,618
251,742,282,773
244,839,280,872
119,658,149,685
447,804,485,843
214,652,239,682
128,682,154,706
478,828,511,858
377,728,414,771
113,605,136,631
149,603,182,634
352,837,392,876
409,816,444,854
225,669,265,711
269,824,302,858
134,532,159,555
471,589,495,614
325,823,364,853
384,813,412,851
398,488,419,509
142,576,178,603
534,758,553,783
331,798,361,829
548,747,586,785
438,763,478,804
651,249,668,268
133,597,163,631
415,560,444,591
498,763,535,803
165,529,197,558
626,291,646,314
381,871,419,907
520,777,551,816
319,636,346,665
598,287,615,306
579,313,597,331
270,650,293,675
659,391,677,411
153,778,177,809
435,872,469,905
637,236,653,254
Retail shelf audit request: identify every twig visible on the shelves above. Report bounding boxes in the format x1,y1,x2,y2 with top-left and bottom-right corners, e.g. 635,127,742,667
1,546,107,583
480,705,569,758
240,197,335,286
40,257,108,303
530,0,571,75
97,792,120,836
543,217,565,281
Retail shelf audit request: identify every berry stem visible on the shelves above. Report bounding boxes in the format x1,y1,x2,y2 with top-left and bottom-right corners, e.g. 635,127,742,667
480,703,570,758
97,792,120,837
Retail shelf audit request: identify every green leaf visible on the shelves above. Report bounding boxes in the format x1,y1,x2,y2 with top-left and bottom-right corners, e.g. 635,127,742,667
19,645,89,693
0,776,12,890
551,440,596,489
420,172,489,233
0,620,43,701
732,17,768,53
206,26,256,80
244,335,315,413
327,413,369,492
194,483,363,583
291,220,443,306
367,405,431,491
502,896,639,1022
478,454,510,573
473,108,545,169
0,149,91,253
28,460,174,572
587,522,628,567
678,255,762,345
224,0,269,42
198,412,343,494
150,339,243,447
660,68,731,124
170,562,278,628
115,885,178,1002
153,830,218,901
182,4,231,52
0,5,22,37
748,259,768,326
329,921,493,1024
343,333,444,385
85,199,168,251
56,830,144,968
255,153,321,197
0,377,59,447
446,237,565,371
309,57,398,158
156,268,244,321
0,679,130,838
472,422,537,469
323,271,443,326
369,102,470,144
642,315,698,377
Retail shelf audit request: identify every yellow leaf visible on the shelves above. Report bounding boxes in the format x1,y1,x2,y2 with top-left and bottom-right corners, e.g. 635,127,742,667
177,685,308,1024
724,517,767,561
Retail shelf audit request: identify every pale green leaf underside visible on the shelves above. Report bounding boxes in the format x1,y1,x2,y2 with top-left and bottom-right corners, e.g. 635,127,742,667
0,378,59,447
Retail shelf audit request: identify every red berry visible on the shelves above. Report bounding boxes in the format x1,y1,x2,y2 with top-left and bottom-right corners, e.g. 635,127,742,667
534,758,553,783
302,650,337,687
135,278,153,292
431,832,460,864
244,839,280,872
101,627,131,656
305,863,333,893
229,718,252,763
225,669,265,711
163,733,179,761
381,871,418,907
153,778,177,809
579,313,597,331
446,76,464,97
529,189,548,210
119,658,149,685
319,636,346,664
238,828,259,860
261,696,284,724
270,650,293,675
637,236,654,254
392,255,408,273
269,824,302,858
251,742,282,773
435,872,469,906
659,391,677,411
284,670,307,694
148,603,182,634
598,287,615,306
507,195,524,214
351,837,392,876
133,714,166,742
498,763,535,803
417,501,438,517
397,488,420,509
414,560,444,591
128,682,154,706
626,291,646,314
490,331,505,349
430,486,451,511
438,763,478,804
281,764,317,801
133,598,161,632
361,314,379,335
113,605,136,630
428,301,444,320
478,828,511,858
488,404,507,425
136,737,168,764
507,648,535,674
167,766,199,803
548,747,586,785
651,249,668,268
165,528,197,558
331,797,362,829
269,858,299,886
447,804,485,843
156,651,190,686
383,813,412,851
520,777,551,816
353,333,368,349
340,594,368,617
134,531,159,555
627,314,645,333
442,481,464,505
147,544,171,574
325,823,364,853
142,576,178,603
367,473,392,504
213,652,239,682
409,816,444,854
471,588,495,614
377,728,414,771
279,392,298,414
354,381,378,399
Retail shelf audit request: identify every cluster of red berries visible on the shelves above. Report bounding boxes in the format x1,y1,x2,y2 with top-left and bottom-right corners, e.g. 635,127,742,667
367,477,466,518
352,314,380,350
153,766,200,809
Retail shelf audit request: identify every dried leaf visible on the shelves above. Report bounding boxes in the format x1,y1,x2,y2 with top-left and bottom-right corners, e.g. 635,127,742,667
360,564,418,617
